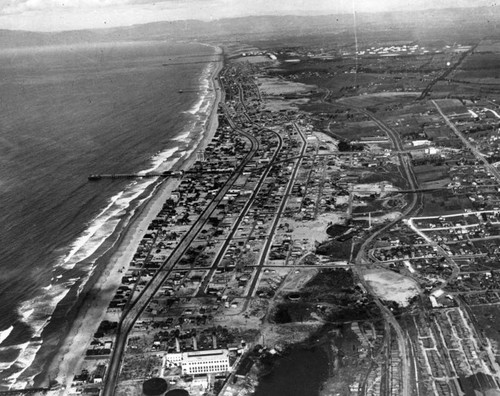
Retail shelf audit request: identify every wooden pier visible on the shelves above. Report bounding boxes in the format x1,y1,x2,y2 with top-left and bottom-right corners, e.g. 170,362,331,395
0,388,50,395
88,168,235,181
88,170,183,181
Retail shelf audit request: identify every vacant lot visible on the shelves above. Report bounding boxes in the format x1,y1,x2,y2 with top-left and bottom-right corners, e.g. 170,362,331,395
471,305,500,348
337,92,420,108
331,121,383,141
414,164,451,187
363,269,419,307
421,191,474,215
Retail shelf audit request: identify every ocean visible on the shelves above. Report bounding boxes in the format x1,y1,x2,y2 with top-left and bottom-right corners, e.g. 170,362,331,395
0,39,218,389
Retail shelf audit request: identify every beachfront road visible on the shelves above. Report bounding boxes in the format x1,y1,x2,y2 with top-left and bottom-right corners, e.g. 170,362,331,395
102,131,258,396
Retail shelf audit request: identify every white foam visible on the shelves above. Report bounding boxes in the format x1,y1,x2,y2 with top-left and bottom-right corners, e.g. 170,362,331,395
186,95,205,115
137,146,179,175
3,286,73,386
0,360,16,371
17,285,71,341
172,130,191,142
183,97,212,125
0,342,29,374
0,341,29,385
6,340,42,390
20,308,34,321
62,171,167,299
4,51,219,389
62,191,124,265
58,177,161,271
73,182,160,298
0,326,13,346
183,62,214,117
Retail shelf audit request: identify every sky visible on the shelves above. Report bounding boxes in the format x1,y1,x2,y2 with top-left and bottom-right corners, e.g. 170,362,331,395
0,0,497,32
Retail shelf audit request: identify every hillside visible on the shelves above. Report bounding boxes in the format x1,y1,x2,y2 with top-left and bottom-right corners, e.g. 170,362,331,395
1,7,500,49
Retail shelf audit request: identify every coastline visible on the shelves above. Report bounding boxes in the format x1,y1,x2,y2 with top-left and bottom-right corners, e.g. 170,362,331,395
40,44,224,394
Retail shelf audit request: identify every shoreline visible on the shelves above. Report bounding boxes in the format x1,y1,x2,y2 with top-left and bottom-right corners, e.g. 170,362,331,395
39,44,224,394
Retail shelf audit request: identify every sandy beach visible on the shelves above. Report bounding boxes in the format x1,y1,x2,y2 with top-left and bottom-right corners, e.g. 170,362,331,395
42,45,224,394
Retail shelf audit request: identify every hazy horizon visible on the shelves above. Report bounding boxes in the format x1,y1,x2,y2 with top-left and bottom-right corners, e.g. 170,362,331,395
0,0,498,33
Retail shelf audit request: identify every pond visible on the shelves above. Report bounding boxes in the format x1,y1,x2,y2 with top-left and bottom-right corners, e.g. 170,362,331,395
253,344,329,396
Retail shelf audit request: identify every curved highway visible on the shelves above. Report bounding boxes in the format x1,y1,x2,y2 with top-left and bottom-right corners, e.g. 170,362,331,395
322,93,420,396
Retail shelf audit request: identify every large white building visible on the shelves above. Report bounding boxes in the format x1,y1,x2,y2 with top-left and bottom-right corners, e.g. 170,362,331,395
165,349,230,375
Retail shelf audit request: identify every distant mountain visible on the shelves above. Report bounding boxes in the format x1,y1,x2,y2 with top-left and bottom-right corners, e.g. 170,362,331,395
0,15,353,48
1,7,500,49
